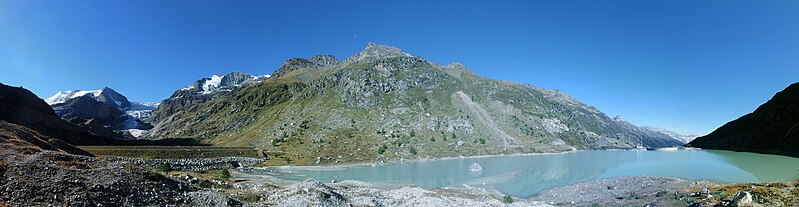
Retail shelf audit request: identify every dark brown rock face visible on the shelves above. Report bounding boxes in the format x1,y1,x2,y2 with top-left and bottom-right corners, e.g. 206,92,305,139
690,82,799,157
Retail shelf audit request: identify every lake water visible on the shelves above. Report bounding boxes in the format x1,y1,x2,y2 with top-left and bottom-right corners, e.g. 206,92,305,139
262,150,799,197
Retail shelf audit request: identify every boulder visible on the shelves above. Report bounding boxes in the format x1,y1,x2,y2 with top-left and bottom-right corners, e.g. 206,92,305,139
468,163,482,172
729,191,753,207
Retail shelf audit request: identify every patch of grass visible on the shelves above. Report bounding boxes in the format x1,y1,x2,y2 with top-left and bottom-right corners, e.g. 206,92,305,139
14,146,41,155
234,191,262,203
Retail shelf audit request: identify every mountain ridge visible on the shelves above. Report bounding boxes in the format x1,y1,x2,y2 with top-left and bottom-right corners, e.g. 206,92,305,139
144,42,682,165
689,82,799,157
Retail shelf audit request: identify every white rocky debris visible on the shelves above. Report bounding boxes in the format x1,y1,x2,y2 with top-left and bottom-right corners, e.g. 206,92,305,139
468,163,483,172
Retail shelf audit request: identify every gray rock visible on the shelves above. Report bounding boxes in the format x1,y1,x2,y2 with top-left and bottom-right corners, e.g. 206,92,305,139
730,191,753,207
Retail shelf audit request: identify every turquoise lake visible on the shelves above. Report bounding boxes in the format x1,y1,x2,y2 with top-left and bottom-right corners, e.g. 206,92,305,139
264,150,799,197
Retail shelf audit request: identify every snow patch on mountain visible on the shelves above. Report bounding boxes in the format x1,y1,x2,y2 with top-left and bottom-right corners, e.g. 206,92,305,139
44,88,157,134
127,102,160,119
254,74,271,81
123,129,147,138
180,73,271,95
642,126,699,143
45,90,103,105
201,75,224,94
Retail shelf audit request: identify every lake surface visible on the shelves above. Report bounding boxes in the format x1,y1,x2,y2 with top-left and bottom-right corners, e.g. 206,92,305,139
261,150,799,197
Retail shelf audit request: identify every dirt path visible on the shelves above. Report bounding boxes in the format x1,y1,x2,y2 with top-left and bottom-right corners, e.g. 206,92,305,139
452,91,519,148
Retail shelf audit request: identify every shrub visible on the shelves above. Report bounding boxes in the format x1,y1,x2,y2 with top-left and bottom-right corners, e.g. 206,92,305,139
377,145,388,155
159,163,172,172
220,168,230,179
409,147,417,155
479,138,486,144
503,195,513,203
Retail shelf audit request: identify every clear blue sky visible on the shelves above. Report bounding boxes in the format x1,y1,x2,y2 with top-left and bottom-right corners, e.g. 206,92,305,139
1,0,798,135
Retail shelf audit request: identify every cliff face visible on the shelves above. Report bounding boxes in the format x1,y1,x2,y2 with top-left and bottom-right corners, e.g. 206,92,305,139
690,82,799,157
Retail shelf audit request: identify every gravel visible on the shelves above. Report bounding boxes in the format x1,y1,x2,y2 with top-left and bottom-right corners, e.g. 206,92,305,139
0,143,243,206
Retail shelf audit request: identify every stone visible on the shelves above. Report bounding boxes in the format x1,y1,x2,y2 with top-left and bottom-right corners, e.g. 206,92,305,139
730,191,753,207
468,163,482,172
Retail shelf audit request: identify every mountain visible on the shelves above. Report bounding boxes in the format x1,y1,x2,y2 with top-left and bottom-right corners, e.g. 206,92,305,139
0,120,91,156
641,126,698,144
689,82,799,157
45,87,130,109
148,71,269,125
146,42,683,164
45,87,155,137
0,82,108,150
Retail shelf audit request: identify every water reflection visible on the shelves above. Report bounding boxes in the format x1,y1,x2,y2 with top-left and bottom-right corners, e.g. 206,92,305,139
704,150,799,182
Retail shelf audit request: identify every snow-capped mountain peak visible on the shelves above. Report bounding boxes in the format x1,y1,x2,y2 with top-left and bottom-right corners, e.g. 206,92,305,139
178,72,271,95
45,89,103,105
642,126,699,143
45,87,130,109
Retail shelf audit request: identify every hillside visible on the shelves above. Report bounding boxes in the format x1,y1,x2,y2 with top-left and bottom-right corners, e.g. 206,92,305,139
690,82,799,157
0,83,111,146
146,42,683,165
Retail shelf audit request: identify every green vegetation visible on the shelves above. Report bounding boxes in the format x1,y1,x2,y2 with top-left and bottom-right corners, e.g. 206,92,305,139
159,163,172,173
409,147,417,155
479,138,486,144
220,168,230,179
503,195,513,204
629,192,638,199
377,144,388,155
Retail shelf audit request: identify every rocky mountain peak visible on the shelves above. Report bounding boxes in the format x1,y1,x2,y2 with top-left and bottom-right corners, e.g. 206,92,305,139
180,71,265,95
445,62,467,69
309,54,340,68
45,87,130,110
344,42,412,63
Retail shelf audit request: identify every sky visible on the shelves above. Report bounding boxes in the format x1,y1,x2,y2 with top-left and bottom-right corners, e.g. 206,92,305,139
1,0,798,135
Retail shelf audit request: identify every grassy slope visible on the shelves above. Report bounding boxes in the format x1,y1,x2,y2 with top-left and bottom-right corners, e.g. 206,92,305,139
152,57,672,165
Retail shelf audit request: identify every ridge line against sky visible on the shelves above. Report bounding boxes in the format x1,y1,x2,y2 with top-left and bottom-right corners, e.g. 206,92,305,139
2,0,798,135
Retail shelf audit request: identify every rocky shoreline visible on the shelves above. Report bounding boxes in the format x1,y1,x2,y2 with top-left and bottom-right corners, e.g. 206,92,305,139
2,142,795,206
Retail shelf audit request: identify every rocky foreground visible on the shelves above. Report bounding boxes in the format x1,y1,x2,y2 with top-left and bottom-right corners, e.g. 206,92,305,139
3,144,798,206
1,132,796,206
